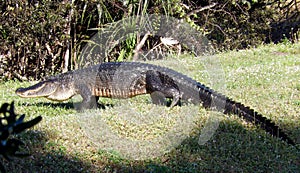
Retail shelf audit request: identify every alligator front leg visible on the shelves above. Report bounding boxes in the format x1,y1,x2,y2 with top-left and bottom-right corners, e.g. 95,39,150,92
76,84,98,110
145,70,181,108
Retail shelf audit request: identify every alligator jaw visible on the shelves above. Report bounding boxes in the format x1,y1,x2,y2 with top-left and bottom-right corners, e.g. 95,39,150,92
16,81,57,98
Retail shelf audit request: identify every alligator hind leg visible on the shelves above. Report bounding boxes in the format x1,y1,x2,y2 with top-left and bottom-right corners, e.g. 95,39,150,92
145,70,181,108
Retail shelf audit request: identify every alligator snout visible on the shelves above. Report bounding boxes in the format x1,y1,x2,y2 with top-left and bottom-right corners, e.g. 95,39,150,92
16,87,26,94
15,81,57,98
15,87,28,97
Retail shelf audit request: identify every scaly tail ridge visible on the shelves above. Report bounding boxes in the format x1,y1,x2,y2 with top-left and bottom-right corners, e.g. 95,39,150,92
223,98,296,146
196,83,296,146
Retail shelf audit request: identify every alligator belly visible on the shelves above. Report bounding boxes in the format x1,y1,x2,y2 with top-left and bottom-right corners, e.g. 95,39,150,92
93,87,147,98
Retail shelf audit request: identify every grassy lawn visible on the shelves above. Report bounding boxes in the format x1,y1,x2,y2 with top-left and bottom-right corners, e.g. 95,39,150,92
0,42,299,172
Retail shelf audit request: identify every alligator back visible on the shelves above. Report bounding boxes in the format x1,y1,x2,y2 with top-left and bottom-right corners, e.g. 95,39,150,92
73,62,200,101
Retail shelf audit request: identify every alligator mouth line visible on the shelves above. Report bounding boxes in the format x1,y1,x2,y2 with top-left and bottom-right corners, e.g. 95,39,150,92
15,81,57,98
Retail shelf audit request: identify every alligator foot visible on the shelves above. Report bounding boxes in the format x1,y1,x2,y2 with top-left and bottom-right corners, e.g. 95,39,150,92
77,99,97,111
150,91,168,106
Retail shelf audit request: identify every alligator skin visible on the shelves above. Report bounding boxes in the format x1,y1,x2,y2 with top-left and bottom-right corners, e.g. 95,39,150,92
16,62,297,146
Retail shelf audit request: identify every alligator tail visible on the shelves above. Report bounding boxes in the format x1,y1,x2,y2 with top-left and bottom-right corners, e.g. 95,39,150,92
196,82,296,146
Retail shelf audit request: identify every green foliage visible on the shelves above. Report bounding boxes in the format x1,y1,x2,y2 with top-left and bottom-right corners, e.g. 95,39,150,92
0,102,42,173
0,0,299,80
0,0,69,80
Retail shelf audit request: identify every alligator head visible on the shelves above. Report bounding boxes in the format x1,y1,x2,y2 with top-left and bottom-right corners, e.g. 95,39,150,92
16,79,76,101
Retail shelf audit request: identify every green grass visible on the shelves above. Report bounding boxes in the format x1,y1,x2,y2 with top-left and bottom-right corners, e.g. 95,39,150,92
1,42,300,172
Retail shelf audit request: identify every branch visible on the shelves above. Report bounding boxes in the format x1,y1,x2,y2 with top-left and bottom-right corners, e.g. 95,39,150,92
133,31,151,61
186,3,217,18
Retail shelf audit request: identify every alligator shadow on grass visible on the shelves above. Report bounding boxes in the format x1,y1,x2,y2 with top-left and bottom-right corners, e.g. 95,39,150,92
156,122,299,172
2,130,98,173
105,121,300,172
2,120,299,172
2,129,168,173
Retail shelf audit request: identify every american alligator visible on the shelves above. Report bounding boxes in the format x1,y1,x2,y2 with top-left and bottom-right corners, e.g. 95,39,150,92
15,62,297,146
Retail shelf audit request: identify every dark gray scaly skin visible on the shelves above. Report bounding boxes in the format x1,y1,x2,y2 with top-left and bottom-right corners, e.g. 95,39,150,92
16,62,297,147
